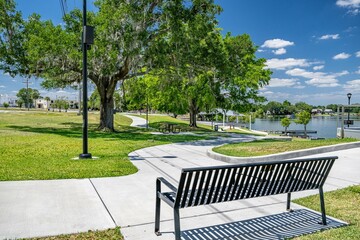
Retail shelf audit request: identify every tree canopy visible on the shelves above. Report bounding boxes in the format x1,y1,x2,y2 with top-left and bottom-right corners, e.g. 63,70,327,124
2,0,272,129
16,87,40,108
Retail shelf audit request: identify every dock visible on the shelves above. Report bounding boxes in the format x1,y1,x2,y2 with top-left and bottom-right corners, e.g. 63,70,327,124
281,130,317,134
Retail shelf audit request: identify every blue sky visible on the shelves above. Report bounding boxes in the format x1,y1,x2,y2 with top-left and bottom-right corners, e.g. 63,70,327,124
0,0,359,106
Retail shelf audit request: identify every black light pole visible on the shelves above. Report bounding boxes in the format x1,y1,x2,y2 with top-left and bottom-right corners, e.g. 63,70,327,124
79,0,93,159
347,93,352,128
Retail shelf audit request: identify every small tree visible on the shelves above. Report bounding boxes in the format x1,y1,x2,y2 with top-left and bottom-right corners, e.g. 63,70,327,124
16,88,40,109
44,96,51,111
3,102,9,108
281,117,291,135
64,101,69,112
295,111,311,137
17,99,23,108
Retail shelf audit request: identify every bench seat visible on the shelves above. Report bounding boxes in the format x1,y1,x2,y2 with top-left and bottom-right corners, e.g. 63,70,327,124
155,156,338,240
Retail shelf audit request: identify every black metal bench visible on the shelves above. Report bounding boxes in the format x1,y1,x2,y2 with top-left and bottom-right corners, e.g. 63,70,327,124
155,156,338,240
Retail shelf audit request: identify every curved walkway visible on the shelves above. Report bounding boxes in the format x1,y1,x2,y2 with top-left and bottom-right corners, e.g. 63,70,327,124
0,135,359,239
124,114,148,128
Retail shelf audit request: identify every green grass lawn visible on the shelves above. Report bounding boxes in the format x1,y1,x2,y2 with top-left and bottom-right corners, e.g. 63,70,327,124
22,227,123,240
0,111,207,181
212,138,358,157
294,185,360,239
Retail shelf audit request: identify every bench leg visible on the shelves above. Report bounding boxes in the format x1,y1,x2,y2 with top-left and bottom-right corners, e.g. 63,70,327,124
286,192,293,212
319,187,327,225
174,207,181,240
155,179,161,236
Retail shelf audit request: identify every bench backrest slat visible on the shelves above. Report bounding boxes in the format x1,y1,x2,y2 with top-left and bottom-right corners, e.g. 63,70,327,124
174,157,337,208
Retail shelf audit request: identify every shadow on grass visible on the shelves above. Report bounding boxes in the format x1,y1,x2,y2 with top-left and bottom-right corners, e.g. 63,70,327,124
6,124,206,143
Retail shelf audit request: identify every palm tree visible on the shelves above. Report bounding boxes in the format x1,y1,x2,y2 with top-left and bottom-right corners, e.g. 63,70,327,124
44,96,51,111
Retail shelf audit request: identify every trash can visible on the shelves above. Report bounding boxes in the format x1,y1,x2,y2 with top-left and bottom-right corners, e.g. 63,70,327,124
214,125,218,131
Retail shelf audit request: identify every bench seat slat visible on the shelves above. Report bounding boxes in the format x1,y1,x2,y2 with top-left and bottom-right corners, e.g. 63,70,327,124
224,168,238,202
181,172,193,208
269,163,286,195
188,171,200,207
206,169,222,204
229,168,243,201
194,171,207,206
306,161,324,190
218,168,232,203
212,169,227,204
239,167,254,200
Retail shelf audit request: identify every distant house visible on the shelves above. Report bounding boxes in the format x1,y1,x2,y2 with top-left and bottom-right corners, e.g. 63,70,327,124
324,109,334,114
35,99,50,109
311,109,322,114
35,99,79,110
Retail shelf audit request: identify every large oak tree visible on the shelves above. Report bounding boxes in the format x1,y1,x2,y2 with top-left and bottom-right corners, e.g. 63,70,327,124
1,0,220,131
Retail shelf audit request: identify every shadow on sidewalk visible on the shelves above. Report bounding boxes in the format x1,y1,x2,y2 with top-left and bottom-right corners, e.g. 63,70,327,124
179,209,346,240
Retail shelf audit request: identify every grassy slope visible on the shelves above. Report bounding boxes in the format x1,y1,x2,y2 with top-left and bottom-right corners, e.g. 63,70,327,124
212,138,358,157
0,111,206,181
294,185,360,239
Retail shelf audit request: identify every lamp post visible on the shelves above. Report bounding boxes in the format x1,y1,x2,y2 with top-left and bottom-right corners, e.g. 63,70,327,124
347,93,352,128
79,0,94,159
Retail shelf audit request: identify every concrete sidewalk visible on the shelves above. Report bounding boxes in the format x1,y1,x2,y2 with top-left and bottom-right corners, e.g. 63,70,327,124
125,114,148,128
0,136,359,240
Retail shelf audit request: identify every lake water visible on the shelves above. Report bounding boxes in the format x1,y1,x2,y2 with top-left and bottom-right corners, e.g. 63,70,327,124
252,116,360,139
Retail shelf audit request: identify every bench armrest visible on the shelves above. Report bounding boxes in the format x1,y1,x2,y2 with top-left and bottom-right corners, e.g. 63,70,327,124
157,177,177,192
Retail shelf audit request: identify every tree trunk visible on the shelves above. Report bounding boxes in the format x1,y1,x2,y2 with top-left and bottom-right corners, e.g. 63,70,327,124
304,124,307,138
99,93,115,131
189,100,198,128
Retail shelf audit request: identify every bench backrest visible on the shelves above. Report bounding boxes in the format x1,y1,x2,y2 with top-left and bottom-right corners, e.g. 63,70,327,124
174,156,337,208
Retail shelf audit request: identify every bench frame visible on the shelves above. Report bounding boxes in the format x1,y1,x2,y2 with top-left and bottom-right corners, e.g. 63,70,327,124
155,156,338,240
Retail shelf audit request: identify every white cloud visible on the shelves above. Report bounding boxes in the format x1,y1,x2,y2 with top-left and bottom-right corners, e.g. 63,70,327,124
305,78,340,87
333,52,351,60
257,49,265,53
261,39,294,49
272,48,286,55
336,0,360,8
345,26,357,32
259,91,291,99
356,51,360,57
344,79,360,93
313,65,324,71
268,78,302,88
0,85,5,88
355,67,360,74
266,58,310,70
337,0,360,15
347,8,360,15
286,68,348,87
319,34,340,40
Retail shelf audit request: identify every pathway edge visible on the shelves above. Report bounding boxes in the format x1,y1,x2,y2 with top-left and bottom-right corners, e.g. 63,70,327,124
207,141,360,163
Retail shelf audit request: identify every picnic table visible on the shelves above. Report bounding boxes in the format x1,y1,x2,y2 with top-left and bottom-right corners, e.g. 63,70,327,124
159,123,181,133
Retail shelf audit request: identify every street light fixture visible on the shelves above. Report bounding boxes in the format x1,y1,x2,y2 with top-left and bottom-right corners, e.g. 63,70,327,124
347,93,352,128
79,0,94,159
